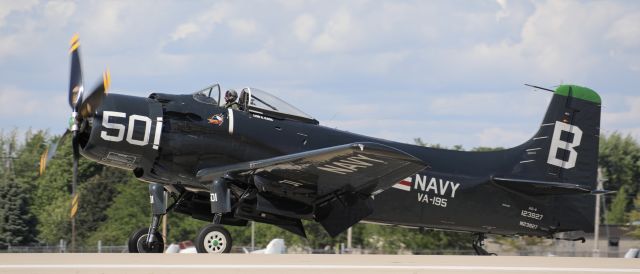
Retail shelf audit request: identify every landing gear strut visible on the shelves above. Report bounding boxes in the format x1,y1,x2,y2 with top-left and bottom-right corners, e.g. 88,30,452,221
472,233,496,256
194,177,234,253
128,183,167,253
128,227,164,253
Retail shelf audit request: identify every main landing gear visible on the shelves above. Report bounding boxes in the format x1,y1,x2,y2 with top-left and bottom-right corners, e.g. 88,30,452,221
472,233,497,256
128,183,170,253
128,227,164,253
195,177,235,253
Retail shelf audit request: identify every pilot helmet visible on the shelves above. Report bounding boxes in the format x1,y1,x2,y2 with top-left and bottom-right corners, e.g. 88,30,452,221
225,89,238,102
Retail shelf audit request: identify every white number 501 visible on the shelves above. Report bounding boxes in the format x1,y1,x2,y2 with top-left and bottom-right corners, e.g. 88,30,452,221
100,111,163,150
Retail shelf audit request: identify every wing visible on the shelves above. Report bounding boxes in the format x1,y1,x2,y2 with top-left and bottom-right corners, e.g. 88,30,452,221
197,142,426,196
196,142,427,236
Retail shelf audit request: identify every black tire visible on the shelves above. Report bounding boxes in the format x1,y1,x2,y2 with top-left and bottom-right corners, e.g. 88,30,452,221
195,224,232,253
128,227,164,253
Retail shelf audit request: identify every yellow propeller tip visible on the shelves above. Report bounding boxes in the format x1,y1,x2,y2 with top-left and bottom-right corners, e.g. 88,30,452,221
39,148,48,176
70,34,79,44
103,70,111,92
69,34,80,53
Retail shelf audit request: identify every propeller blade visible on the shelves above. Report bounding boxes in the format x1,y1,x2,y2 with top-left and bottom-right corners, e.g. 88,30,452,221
39,148,48,176
69,34,84,109
79,69,111,118
71,131,79,198
38,130,71,176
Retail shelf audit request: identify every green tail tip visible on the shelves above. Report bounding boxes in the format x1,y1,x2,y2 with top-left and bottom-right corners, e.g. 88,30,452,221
555,85,601,104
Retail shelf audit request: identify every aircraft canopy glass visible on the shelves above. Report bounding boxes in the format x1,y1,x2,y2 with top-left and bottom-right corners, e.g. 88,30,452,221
240,88,314,120
193,84,315,121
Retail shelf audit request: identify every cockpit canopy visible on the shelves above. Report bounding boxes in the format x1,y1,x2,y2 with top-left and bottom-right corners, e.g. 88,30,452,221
193,84,318,124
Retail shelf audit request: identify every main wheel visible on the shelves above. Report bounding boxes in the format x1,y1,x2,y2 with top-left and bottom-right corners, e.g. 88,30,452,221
195,224,232,253
128,227,164,253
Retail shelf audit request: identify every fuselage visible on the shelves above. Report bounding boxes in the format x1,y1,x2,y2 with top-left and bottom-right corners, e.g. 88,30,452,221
78,92,593,238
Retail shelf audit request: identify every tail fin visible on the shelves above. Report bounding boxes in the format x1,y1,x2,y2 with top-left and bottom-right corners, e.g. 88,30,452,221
495,84,601,232
502,85,601,189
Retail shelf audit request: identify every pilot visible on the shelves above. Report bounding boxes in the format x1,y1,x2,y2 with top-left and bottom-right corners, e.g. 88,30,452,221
224,89,240,110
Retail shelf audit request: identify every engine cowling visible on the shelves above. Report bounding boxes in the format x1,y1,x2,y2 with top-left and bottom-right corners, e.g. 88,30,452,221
79,94,163,175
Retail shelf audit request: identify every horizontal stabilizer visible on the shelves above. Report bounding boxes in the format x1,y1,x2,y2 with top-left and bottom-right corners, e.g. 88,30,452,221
492,177,600,195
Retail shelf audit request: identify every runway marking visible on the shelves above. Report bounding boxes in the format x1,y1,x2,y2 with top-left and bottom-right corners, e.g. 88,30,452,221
0,264,638,272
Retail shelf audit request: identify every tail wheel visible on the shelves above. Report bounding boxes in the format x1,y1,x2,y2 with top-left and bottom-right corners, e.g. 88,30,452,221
195,224,232,253
128,227,164,253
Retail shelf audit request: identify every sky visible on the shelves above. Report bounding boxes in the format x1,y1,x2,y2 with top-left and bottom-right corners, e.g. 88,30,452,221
0,0,638,148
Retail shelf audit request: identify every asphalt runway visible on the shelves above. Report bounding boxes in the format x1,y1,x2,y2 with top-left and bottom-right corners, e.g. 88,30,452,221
0,254,638,274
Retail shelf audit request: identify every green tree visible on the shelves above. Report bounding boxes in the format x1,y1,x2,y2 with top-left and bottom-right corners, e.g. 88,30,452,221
607,186,629,224
75,167,131,246
13,130,48,192
0,130,42,247
0,180,33,248
0,179,34,247
628,194,640,238
599,133,640,197
86,177,148,245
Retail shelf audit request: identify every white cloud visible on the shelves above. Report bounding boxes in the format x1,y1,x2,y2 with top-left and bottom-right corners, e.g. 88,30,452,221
0,0,38,28
311,9,357,53
0,35,20,59
427,91,549,118
293,14,316,42
602,96,640,135
365,51,411,75
0,1,69,58
0,86,67,123
43,0,76,28
228,19,257,36
0,87,40,115
606,12,640,49
81,2,130,44
169,2,231,42
455,0,637,84
238,49,276,68
171,23,200,41
495,0,509,21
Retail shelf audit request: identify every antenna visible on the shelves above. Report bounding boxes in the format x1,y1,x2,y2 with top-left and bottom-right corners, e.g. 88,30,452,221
525,84,555,93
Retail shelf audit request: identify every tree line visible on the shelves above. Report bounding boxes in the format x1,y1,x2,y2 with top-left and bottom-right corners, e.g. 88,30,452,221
0,130,638,252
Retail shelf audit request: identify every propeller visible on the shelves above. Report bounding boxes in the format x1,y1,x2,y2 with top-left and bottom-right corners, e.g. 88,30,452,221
39,34,110,177
37,34,111,252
